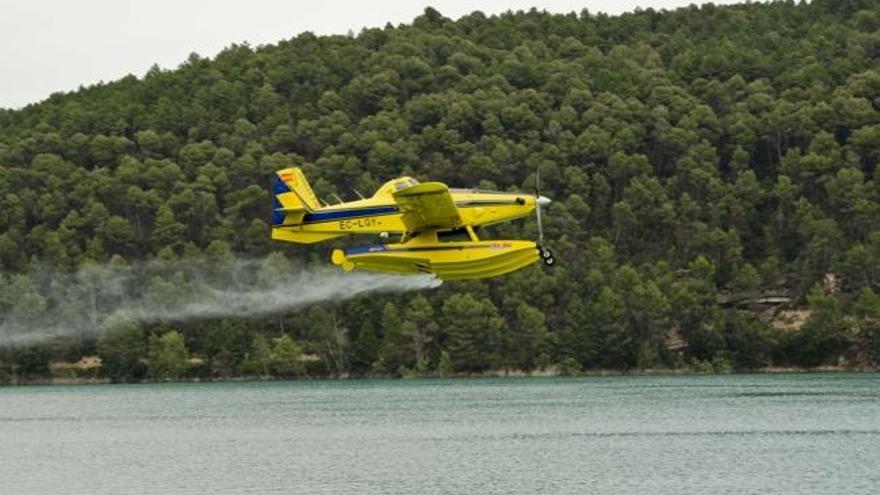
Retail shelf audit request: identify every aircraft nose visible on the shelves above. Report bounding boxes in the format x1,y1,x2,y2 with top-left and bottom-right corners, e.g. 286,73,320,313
537,195,552,207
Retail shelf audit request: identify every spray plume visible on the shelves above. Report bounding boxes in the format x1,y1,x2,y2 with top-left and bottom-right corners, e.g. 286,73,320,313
0,255,441,347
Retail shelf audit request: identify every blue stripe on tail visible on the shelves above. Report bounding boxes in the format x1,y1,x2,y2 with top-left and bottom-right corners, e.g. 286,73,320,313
271,175,290,226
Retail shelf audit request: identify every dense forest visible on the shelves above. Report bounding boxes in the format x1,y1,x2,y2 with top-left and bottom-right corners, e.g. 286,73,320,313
2,0,880,383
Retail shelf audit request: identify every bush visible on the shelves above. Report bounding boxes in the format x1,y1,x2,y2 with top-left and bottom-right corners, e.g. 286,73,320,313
557,357,581,376
0,364,11,385
97,318,147,382
437,350,454,377
147,330,189,380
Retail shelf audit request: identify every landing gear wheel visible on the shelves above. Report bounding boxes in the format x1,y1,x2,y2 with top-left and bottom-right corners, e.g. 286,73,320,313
538,246,555,266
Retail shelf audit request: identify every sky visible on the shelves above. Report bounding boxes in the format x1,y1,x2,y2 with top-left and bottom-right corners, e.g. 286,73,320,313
0,0,752,109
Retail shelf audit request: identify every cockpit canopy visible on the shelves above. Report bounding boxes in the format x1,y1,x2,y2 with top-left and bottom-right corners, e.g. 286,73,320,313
374,177,420,196
394,177,419,190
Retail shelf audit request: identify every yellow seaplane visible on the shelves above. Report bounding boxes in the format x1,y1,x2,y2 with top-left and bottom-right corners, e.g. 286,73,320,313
270,167,554,280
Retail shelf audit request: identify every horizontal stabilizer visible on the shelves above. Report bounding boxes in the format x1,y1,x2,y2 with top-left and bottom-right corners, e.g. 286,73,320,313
273,205,307,224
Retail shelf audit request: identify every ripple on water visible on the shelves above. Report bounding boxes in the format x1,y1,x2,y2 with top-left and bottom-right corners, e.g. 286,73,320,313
0,374,878,495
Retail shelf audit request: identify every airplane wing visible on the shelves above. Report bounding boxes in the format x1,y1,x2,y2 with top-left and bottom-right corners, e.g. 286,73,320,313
392,182,461,232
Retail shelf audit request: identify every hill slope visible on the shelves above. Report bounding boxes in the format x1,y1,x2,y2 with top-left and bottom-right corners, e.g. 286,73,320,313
1,1,880,380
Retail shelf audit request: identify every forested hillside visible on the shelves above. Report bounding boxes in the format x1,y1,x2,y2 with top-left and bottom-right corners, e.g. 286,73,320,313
2,0,880,382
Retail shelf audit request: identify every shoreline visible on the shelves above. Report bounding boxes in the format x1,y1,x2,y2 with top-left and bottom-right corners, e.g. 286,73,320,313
2,365,876,387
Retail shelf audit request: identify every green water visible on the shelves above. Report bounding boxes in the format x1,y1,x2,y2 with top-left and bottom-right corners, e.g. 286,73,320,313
1,374,878,494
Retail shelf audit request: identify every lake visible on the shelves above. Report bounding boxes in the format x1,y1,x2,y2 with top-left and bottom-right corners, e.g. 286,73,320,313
1,374,878,494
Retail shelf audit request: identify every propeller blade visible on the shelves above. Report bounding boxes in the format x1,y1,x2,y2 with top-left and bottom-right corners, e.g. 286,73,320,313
534,165,546,243
535,166,541,197
536,202,544,243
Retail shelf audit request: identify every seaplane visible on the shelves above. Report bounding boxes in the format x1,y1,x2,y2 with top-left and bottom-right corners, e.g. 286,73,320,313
270,167,554,280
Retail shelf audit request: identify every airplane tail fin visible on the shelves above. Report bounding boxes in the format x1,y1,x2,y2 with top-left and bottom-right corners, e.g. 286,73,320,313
271,167,344,244
272,167,320,219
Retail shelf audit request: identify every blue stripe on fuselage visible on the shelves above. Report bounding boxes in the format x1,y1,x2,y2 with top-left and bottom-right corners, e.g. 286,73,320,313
303,206,398,224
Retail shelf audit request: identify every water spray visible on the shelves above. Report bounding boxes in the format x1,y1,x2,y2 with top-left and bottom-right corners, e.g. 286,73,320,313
0,256,441,347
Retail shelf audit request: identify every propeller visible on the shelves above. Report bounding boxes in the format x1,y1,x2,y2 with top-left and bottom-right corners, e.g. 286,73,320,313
534,165,554,266
534,166,551,243
535,166,544,243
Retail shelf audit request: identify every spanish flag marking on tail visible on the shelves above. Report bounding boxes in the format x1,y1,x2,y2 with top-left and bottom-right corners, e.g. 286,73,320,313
279,170,296,185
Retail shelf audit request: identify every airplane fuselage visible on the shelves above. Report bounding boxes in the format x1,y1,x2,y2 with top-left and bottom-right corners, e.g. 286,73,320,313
273,179,546,243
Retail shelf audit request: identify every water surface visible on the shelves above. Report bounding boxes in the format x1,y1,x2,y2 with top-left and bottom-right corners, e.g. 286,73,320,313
1,374,878,494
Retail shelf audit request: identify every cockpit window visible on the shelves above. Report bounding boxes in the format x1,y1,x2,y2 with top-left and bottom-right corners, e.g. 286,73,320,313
394,178,419,190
